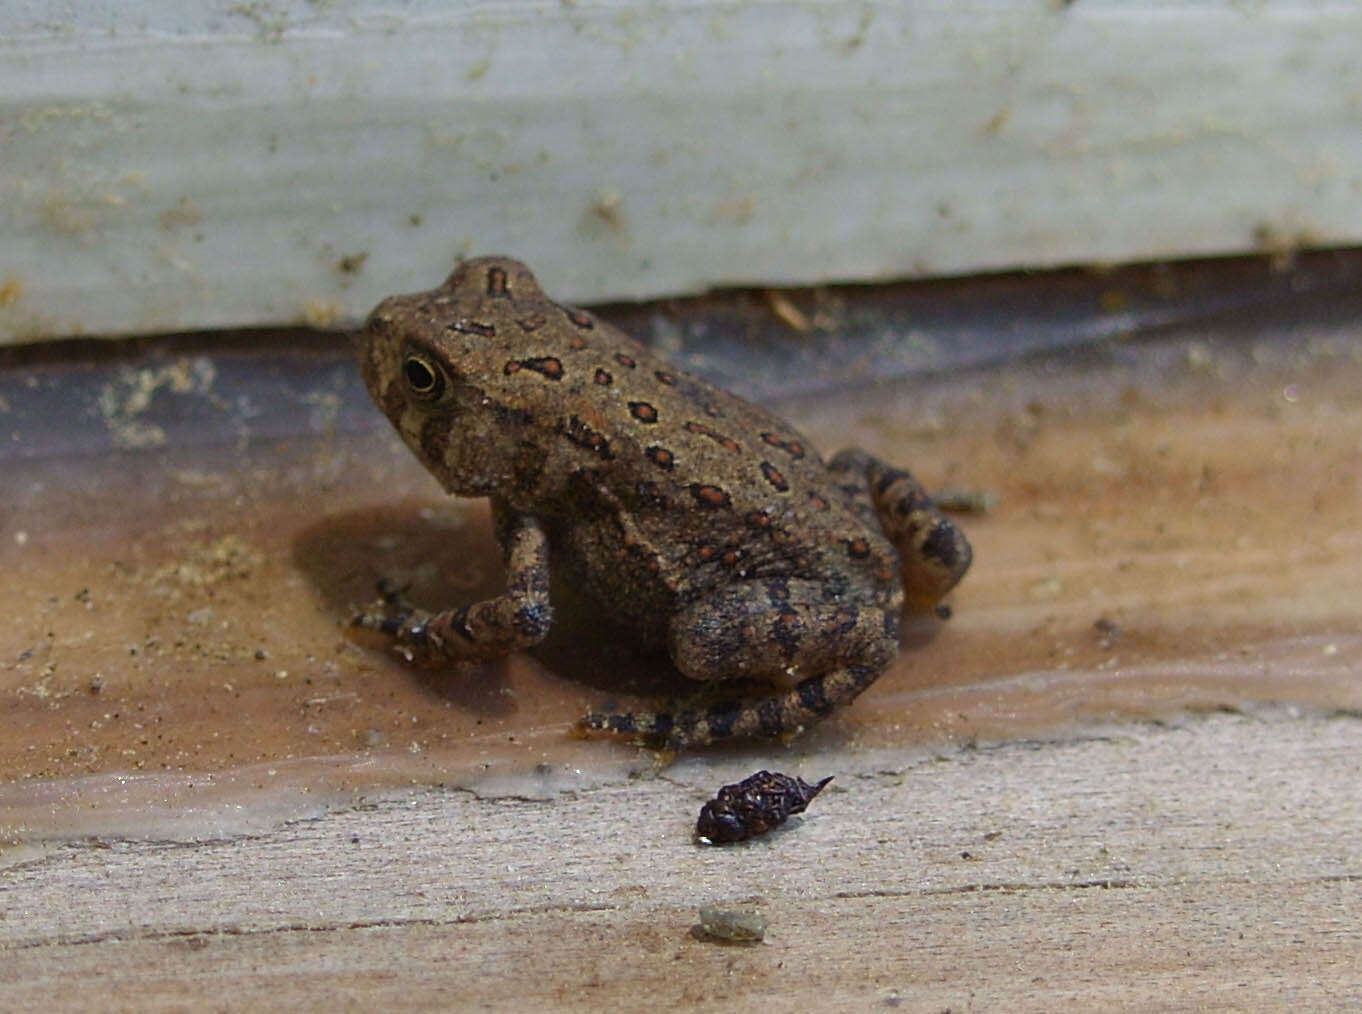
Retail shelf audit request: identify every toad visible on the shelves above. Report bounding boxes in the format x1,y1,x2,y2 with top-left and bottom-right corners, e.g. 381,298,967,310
353,257,971,748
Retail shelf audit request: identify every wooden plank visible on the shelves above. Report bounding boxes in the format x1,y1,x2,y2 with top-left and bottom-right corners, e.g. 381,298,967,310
3,713,1360,1011
2,262,1360,1007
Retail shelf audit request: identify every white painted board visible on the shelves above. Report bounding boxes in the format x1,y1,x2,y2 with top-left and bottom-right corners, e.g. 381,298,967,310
3,1,1361,341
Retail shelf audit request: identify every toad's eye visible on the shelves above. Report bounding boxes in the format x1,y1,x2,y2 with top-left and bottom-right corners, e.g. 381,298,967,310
402,353,445,400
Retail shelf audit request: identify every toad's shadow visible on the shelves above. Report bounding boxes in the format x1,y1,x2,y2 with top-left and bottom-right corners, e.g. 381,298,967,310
291,500,683,716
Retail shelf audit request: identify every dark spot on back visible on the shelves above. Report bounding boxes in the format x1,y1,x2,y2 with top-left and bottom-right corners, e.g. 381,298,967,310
559,416,614,458
844,537,872,560
690,484,731,509
745,510,772,529
684,421,740,452
449,318,495,337
760,462,790,493
770,609,803,655
629,401,659,423
506,356,564,380
760,432,806,459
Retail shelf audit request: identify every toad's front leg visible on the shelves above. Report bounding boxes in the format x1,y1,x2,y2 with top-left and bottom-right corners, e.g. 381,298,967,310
351,504,553,666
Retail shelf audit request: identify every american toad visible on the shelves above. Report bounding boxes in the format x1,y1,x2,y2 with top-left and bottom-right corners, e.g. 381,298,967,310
353,256,971,748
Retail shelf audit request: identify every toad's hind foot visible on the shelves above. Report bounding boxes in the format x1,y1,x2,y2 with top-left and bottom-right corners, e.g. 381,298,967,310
577,664,883,750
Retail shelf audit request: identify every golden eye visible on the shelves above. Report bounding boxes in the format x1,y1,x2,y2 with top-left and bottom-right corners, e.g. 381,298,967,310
402,353,445,400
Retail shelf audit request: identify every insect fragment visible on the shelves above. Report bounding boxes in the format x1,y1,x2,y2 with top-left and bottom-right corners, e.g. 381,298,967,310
695,769,833,844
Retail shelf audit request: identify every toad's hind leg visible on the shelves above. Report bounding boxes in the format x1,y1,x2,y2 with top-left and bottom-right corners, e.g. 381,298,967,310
579,661,889,749
828,448,973,613
579,580,898,749
350,505,553,666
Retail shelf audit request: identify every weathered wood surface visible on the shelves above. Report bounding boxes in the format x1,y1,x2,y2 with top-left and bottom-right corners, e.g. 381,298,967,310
3,263,1360,1010
3,712,1361,1011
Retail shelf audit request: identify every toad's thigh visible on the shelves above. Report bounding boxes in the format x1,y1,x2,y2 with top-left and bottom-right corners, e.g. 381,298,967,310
668,579,897,683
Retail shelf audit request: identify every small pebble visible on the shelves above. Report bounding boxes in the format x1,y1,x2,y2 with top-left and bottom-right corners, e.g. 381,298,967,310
695,906,766,943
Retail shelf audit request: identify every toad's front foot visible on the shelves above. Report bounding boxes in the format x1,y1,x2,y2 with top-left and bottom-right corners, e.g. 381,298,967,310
348,509,554,667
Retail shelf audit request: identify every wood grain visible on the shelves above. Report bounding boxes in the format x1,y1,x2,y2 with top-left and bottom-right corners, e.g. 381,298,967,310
3,713,1360,1011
